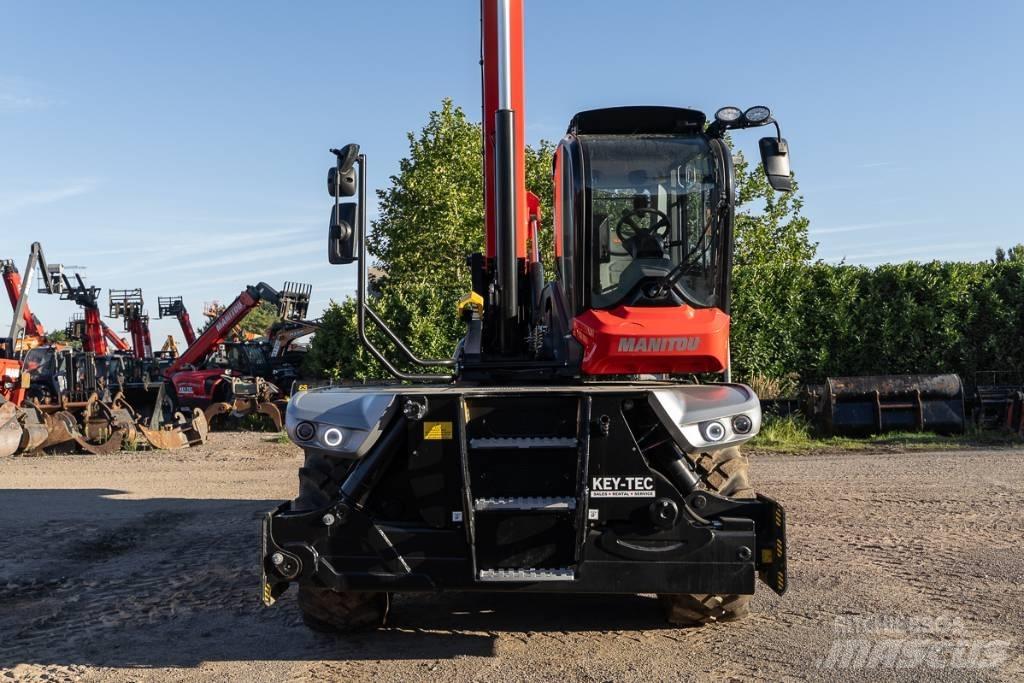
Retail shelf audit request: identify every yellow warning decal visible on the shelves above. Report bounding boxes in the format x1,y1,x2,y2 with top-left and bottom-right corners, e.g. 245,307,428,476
761,549,774,565
297,384,309,392
424,421,453,440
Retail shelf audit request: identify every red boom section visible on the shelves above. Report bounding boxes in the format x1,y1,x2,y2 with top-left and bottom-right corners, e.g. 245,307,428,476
178,309,197,346
102,322,131,352
165,290,259,377
83,308,108,356
572,306,730,375
2,266,45,338
481,0,528,261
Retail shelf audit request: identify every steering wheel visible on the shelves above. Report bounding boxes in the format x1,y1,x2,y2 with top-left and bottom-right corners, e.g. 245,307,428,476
615,208,673,258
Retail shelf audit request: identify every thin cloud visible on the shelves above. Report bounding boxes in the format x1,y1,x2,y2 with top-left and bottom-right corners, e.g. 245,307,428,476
811,219,934,235
0,179,99,215
822,241,993,263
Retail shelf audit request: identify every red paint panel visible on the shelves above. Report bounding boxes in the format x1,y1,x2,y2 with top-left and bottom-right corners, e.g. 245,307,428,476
572,306,730,375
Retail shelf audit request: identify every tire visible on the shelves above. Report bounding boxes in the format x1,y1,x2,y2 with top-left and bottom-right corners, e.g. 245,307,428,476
660,445,754,626
293,448,389,632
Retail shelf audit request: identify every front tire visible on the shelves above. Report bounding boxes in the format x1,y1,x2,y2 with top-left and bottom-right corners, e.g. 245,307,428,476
660,446,754,625
293,448,390,633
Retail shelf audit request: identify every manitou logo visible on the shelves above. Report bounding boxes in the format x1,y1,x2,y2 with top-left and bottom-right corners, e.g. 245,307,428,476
215,300,247,333
617,336,700,353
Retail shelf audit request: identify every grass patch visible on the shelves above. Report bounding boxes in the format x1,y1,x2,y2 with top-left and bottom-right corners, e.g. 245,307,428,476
751,414,1022,454
270,431,292,444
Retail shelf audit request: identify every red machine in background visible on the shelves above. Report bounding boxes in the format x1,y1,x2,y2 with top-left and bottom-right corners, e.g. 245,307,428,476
108,289,153,360
165,281,310,429
158,296,197,347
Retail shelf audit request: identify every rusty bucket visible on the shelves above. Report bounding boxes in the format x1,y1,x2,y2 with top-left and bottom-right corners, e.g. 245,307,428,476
823,374,966,436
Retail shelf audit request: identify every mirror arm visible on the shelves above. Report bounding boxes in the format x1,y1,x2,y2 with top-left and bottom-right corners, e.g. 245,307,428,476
352,155,455,382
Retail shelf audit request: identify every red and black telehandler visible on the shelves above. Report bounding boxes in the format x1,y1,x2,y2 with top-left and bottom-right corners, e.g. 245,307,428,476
262,0,792,631
165,282,311,430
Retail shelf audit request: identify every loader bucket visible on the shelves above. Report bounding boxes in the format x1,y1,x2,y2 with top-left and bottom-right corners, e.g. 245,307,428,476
823,374,966,436
137,408,209,449
17,406,50,453
39,410,81,452
0,400,21,457
117,380,172,430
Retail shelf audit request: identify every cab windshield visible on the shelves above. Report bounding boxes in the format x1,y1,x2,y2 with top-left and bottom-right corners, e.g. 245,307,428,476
22,348,56,378
584,134,722,308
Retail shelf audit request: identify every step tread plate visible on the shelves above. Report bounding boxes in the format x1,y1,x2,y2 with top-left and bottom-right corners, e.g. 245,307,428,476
469,436,578,449
477,567,576,582
474,496,576,511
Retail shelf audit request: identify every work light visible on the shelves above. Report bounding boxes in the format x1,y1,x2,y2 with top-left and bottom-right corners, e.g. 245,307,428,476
715,106,743,124
743,106,772,124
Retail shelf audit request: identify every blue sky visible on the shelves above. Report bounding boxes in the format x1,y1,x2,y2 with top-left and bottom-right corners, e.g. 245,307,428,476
2,0,1022,344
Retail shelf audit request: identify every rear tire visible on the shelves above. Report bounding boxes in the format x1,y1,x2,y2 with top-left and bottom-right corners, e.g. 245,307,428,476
660,446,754,626
293,448,389,633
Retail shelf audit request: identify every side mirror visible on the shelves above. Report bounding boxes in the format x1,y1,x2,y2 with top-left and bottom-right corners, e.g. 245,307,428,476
328,166,357,198
328,203,359,265
758,137,793,192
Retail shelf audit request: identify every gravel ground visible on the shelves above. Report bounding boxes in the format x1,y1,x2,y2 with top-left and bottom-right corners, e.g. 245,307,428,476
1,433,1021,682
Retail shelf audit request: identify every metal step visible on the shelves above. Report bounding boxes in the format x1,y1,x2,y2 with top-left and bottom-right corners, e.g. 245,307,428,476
474,496,576,512
469,436,578,449
477,567,575,582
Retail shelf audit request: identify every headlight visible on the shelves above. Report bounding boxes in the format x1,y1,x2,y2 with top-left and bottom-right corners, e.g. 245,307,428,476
702,420,726,442
294,421,316,441
322,427,344,447
732,414,753,434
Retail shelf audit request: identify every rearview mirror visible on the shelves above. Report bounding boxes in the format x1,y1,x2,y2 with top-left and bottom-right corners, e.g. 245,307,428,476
758,137,793,192
328,203,359,265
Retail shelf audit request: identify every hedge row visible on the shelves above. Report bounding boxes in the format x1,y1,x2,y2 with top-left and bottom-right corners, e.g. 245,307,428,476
730,261,1024,384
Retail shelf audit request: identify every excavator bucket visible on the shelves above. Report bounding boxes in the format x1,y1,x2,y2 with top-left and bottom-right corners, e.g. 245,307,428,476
256,398,287,432
0,399,21,457
204,401,234,428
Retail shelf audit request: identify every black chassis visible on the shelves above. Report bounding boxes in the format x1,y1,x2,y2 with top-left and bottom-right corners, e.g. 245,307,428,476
262,386,786,603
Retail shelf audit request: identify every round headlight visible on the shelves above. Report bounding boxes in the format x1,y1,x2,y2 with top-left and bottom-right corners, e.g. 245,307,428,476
294,421,316,441
743,106,771,124
732,414,753,434
322,427,344,448
702,421,726,442
715,106,743,124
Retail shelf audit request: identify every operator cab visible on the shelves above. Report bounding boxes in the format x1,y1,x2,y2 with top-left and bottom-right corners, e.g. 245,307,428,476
552,107,728,313
543,106,788,376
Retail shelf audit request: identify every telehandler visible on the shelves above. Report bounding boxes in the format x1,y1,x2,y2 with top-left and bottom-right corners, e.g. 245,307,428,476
263,0,792,630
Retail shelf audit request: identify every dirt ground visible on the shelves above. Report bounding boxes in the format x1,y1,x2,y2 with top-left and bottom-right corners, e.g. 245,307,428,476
1,433,1021,682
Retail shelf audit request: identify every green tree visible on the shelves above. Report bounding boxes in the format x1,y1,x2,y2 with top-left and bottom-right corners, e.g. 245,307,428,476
731,146,816,267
